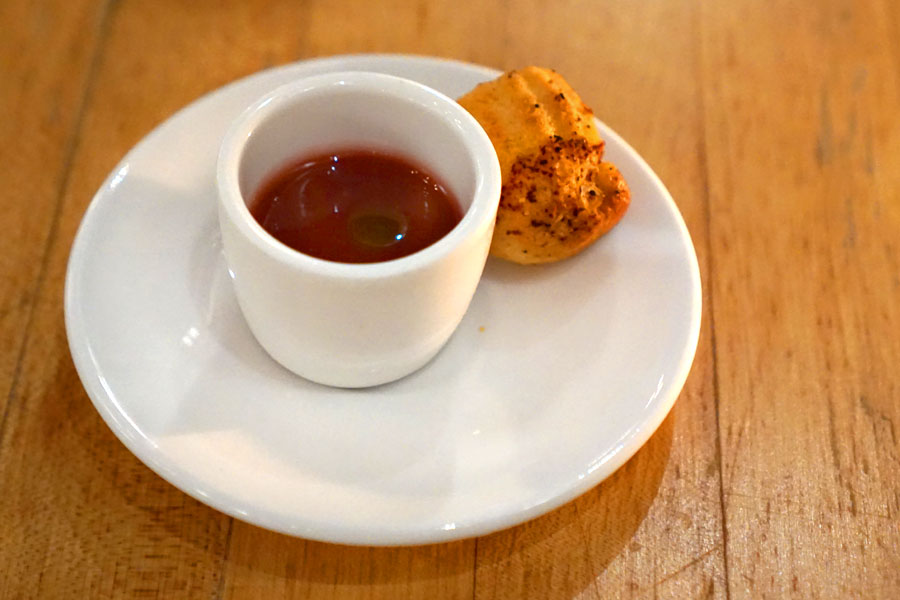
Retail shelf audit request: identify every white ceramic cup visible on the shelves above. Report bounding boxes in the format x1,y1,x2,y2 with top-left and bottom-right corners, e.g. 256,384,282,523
216,71,501,388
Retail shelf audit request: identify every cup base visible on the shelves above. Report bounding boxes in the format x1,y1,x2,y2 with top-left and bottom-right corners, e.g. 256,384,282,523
260,340,447,389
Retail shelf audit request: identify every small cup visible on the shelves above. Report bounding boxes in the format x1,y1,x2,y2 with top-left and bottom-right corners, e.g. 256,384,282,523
216,71,501,388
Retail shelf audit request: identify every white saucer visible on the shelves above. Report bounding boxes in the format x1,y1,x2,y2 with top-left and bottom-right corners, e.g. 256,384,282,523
65,55,701,546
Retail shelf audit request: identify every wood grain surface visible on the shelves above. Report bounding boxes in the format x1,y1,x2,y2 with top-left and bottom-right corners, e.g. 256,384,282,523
0,0,897,598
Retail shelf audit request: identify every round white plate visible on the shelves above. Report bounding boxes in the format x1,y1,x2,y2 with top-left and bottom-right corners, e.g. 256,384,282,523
65,55,701,546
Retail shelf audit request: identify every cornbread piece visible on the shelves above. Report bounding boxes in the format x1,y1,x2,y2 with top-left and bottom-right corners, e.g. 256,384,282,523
458,66,630,264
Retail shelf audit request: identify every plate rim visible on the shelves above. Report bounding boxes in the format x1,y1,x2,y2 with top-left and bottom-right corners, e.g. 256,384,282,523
64,53,702,545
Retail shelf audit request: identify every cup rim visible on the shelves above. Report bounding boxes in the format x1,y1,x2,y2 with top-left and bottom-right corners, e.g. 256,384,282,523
216,71,500,280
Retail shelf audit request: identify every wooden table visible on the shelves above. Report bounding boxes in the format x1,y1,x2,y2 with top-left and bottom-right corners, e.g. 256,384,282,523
2,0,898,597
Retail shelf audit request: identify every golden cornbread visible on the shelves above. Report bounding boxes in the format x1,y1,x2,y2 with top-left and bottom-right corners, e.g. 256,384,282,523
458,66,630,264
